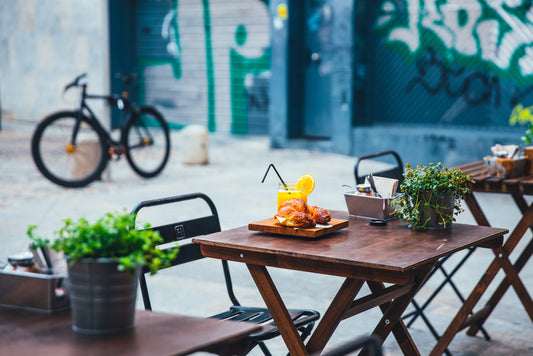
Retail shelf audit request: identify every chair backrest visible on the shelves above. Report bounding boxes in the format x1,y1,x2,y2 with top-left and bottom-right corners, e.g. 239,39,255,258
131,192,232,310
354,150,404,185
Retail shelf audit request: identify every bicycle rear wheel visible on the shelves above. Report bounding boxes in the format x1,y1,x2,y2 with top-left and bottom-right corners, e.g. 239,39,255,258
31,111,108,188
125,106,170,178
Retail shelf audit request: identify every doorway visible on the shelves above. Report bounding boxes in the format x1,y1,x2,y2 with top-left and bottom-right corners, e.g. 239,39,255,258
302,0,333,139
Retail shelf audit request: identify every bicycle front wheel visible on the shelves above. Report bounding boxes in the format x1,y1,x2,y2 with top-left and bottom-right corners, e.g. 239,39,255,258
31,111,108,188
124,106,170,178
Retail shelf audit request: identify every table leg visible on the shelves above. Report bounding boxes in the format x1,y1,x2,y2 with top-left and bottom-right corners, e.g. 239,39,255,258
368,282,422,356
368,263,433,356
464,196,533,337
428,258,498,356
467,236,533,336
247,264,308,356
430,239,533,355
464,192,490,227
306,278,365,355
491,247,533,320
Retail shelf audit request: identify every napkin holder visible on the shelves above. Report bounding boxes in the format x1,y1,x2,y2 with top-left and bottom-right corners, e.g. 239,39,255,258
344,190,400,220
0,269,70,313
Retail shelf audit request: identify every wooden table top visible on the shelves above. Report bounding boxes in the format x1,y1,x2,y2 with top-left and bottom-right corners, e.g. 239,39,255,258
0,308,262,356
454,160,533,194
193,212,507,284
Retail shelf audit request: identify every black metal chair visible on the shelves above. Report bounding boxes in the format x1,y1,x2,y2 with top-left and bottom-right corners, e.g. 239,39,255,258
353,150,404,185
354,150,489,356
131,192,321,356
318,335,383,356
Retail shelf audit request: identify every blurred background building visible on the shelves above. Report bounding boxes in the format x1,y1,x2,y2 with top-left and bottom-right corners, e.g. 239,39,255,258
2,0,533,166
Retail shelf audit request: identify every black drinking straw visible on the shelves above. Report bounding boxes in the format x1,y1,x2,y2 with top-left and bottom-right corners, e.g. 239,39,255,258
261,163,287,187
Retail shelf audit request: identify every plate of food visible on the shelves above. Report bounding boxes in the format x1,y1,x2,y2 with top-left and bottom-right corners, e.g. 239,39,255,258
248,198,349,238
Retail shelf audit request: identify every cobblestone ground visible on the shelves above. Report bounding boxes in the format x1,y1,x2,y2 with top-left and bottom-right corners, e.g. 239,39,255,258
1,118,532,355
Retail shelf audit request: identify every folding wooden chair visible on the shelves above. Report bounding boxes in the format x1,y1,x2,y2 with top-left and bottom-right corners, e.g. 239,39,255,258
131,192,320,356
354,151,489,356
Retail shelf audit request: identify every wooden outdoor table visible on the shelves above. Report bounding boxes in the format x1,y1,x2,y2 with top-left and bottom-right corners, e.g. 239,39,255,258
427,160,533,354
0,308,262,355
193,211,507,356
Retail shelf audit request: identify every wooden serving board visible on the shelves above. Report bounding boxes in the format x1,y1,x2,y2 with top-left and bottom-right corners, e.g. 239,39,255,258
248,218,349,238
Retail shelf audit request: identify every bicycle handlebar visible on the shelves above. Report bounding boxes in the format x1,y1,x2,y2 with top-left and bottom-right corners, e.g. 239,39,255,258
63,72,138,104
64,73,87,92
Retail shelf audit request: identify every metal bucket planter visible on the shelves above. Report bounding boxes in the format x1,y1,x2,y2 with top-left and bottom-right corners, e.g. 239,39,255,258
67,258,140,334
418,191,455,230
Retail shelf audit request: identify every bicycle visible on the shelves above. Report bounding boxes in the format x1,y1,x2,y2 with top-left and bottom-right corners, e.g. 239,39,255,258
31,73,171,188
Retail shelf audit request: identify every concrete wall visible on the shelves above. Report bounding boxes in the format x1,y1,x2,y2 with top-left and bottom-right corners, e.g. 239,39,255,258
0,0,109,124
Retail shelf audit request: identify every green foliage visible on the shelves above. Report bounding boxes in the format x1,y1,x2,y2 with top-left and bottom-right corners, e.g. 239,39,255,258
27,210,179,275
522,122,533,145
393,163,472,230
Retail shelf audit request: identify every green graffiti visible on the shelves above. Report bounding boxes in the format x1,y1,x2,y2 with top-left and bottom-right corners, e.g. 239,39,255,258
149,0,182,79
137,0,270,133
167,0,182,79
235,24,247,46
202,0,216,132
377,0,533,85
230,24,270,135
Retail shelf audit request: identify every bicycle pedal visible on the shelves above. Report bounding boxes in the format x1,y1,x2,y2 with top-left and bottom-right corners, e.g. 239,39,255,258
108,147,122,160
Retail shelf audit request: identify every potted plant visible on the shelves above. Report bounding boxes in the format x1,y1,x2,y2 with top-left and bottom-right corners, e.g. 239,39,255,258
27,210,178,334
393,163,472,230
522,123,533,175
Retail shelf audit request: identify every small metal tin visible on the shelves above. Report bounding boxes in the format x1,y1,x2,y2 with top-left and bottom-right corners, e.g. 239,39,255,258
8,252,35,267
356,184,372,193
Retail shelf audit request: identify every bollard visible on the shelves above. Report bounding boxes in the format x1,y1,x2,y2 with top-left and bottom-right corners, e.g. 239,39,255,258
181,125,209,165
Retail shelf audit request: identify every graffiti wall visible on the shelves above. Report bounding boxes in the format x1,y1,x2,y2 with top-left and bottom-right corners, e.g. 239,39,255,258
369,0,533,131
135,0,271,134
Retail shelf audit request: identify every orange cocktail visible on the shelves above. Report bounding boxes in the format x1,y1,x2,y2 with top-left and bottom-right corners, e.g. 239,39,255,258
277,183,307,209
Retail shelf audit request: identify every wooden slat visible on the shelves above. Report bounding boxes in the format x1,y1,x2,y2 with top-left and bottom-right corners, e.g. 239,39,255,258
460,306,492,331
342,282,415,319
248,218,349,238
520,178,533,195
452,161,484,172
0,309,262,355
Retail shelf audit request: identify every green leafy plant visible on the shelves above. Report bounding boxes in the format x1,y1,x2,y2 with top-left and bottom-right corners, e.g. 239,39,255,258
393,163,472,230
27,210,179,275
522,122,533,145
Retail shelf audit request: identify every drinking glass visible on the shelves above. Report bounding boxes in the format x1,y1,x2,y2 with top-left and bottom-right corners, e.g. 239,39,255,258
277,182,306,209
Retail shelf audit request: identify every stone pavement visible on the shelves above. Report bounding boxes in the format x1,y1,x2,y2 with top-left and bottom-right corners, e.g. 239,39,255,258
1,118,532,355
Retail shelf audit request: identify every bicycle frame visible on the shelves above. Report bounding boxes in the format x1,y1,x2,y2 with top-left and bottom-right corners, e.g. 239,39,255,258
71,84,135,155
